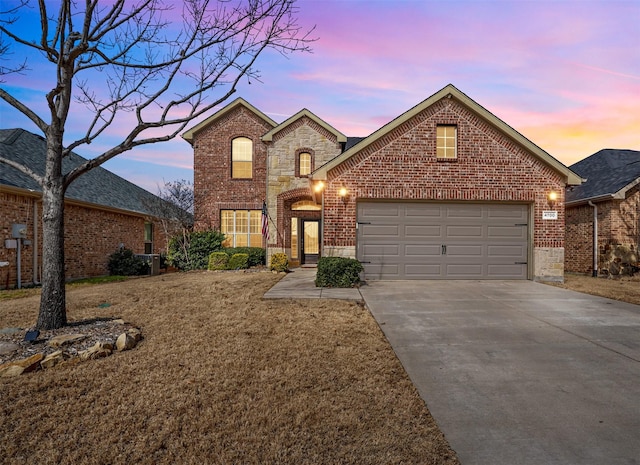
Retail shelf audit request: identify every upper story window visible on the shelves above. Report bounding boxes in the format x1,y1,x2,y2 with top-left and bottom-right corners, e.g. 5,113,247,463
231,137,253,178
299,152,312,176
436,125,457,160
296,149,314,177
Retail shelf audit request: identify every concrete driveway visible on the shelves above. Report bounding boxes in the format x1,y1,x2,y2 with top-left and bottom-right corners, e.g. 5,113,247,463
360,280,640,465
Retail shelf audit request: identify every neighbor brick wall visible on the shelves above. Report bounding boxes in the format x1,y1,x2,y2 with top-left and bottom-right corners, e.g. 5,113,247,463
192,105,274,231
565,184,640,274
1,189,167,289
323,97,567,279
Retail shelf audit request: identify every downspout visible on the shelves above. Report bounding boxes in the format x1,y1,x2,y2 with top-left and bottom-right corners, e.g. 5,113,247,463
588,201,598,277
33,201,40,285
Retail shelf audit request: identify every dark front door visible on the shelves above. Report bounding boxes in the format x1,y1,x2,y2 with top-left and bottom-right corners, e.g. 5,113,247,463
301,220,320,265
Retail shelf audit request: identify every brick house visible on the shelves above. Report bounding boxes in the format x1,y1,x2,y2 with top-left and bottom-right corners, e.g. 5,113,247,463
184,84,582,281
0,128,178,289
565,149,640,276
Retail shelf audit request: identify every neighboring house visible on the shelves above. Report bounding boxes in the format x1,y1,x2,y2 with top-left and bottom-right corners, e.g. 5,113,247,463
565,149,640,276
184,84,582,281
0,128,179,289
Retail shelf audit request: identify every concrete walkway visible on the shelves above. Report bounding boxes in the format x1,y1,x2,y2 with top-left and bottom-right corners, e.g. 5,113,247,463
263,267,362,300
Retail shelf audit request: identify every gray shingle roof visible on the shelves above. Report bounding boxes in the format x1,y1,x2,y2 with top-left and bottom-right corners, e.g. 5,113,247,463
0,128,167,216
566,149,640,204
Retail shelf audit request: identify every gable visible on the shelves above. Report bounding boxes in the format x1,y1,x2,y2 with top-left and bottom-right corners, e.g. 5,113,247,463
262,108,346,144
182,98,277,144
311,84,582,186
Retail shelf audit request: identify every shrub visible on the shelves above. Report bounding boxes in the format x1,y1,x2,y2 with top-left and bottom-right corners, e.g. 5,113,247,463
270,253,289,272
208,252,229,271
228,253,249,270
224,247,266,267
168,230,226,270
315,257,363,288
107,248,150,276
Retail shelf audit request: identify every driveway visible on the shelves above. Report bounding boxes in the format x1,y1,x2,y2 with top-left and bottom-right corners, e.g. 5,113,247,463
360,280,640,465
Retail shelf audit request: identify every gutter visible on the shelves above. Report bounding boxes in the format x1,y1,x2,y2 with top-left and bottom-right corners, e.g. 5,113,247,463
588,201,598,277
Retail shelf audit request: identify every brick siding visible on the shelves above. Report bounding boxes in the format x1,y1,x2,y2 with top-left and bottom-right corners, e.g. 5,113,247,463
1,190,168,289
565,184,640,274
192,105,274,230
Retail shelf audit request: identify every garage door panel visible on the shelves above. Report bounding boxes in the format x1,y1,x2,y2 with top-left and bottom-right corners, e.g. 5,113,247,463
405,204,443,218
488,244,527,258
405,264,443,277
405,225,442,238
358,202,529,280
446,244,483,257
362,244,399,257
446,225,483,238
446,264,483,277
447,205,484,218
361,224,399,238
404,244,441,256
487,225,527,239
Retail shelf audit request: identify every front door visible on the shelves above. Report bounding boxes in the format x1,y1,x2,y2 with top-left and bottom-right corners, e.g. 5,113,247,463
301,220,320,265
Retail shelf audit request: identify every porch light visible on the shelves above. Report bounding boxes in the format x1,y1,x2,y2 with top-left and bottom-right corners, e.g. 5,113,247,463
548,191,558,205
313,181,325,193
338,187,350,204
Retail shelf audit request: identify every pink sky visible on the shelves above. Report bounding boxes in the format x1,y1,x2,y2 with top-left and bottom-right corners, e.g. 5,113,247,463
1,0,639,193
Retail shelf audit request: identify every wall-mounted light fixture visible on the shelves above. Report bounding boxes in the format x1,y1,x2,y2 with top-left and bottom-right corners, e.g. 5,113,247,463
547,191,558,206
338,187,350,204
313,181,325,193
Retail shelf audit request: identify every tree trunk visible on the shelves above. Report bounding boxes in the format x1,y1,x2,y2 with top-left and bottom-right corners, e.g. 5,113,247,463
36,134,67,330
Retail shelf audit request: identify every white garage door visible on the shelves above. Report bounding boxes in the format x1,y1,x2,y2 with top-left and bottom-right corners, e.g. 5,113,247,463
357,202,529,280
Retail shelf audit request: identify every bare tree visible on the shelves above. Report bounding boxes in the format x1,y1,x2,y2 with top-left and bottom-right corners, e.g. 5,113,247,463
143,179,195,255
0,0,314,329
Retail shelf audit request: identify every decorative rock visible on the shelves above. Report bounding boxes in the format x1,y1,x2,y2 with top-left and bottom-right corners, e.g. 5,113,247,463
0,364,25,377
0,341,20,355
40,350,69,369
48,334,87,348
79,342,113,361
116,333,137,351
127,328,143,343
12,353,44,373
112,319,126,325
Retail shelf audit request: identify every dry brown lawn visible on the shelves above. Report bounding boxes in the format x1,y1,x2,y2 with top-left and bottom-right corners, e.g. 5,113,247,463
549,273,640,306
1,271,459,465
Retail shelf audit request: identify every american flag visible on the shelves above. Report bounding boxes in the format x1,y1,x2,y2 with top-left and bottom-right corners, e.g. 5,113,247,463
261,202,269,241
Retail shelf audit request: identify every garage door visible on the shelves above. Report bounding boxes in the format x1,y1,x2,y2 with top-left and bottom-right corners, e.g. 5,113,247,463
357,202,529,280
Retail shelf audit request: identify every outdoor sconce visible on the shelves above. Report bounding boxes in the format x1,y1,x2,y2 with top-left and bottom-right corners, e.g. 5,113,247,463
338,187,350,204
313,181,325,193
547,191,558,206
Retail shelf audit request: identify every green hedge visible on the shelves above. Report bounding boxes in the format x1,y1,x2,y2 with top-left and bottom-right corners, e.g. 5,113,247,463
223,247,266,267
107,248,150,276
270,253,289,272
228,253,249,270
167,230,226,271
315,257,363,288
208,252,229,271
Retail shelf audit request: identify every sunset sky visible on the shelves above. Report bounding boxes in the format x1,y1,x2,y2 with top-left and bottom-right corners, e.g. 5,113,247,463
1,0,639,193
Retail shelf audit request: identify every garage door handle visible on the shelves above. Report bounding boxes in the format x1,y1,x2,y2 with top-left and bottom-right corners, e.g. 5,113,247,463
442,245,447,255
515,262,527,264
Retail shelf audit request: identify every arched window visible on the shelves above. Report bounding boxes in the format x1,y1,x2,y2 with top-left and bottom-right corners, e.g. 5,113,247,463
231,137,252,178
299,152,312,176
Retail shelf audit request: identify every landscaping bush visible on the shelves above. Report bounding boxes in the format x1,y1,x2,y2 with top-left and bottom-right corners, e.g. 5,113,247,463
107,248,150,276
224,247,266,267
168,230,226,270
208,252,229,271
228,253,249,270
270,253,289,272
315,257,363,288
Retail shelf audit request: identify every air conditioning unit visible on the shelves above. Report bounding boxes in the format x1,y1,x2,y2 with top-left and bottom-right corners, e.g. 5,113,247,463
136,254,160,276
